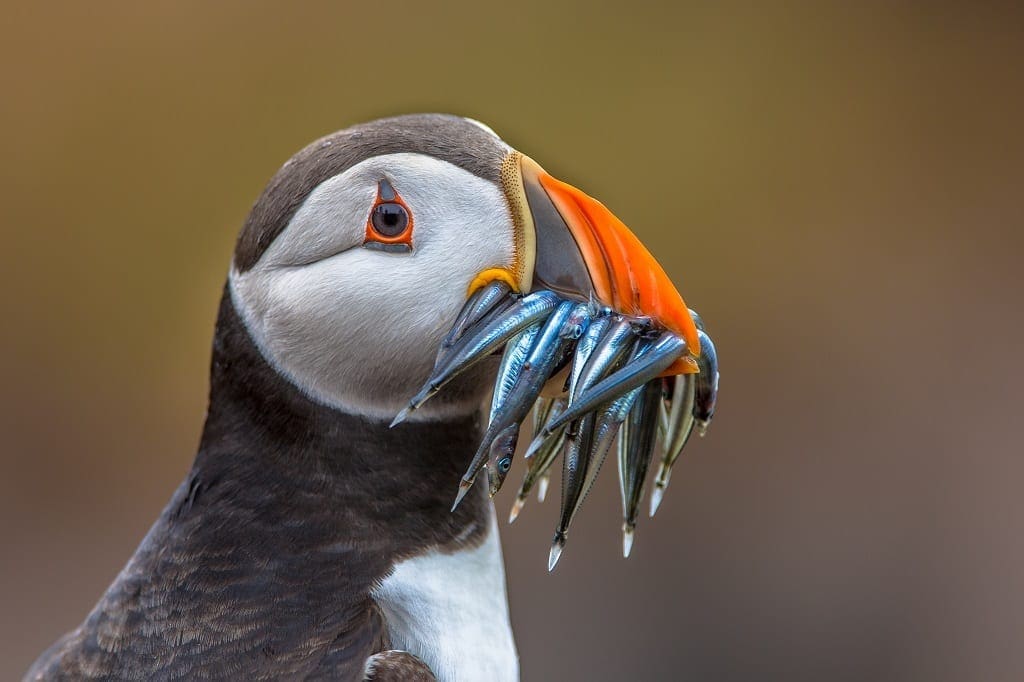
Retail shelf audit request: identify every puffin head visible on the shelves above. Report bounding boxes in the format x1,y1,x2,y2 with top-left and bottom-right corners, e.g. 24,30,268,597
230,114,697,421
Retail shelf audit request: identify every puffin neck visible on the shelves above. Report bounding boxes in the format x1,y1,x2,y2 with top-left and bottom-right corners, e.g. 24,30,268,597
191,285,492,562
23,287,497,680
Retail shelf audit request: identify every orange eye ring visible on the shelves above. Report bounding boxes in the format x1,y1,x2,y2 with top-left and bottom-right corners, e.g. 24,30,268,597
364,178,414,252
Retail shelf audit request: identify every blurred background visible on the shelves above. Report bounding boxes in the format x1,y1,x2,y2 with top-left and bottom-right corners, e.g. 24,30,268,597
2,2,1022,680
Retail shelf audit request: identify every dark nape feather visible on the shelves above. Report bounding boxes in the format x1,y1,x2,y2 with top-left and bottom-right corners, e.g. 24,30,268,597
234,114,507,272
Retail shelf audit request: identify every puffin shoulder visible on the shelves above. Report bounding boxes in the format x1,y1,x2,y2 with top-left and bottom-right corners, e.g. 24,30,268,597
361,650,436,682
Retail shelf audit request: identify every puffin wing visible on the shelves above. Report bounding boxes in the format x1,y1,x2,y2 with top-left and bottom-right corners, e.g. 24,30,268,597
24,476,396,681
361,650,436,681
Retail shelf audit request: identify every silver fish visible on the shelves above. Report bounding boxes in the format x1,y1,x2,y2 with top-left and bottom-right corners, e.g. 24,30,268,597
536,471,552,503
509,426,566,522
547,320,643,567
447,281,512,343
688,308,705,332
392,290,561,427
694,329,719,436
617,381,662,557
573,385,643,522
473,325,543,498
567,315,615,399
572,317,637,400
417,286,718,564
531,396,557,435
649,373,697,516
452,301,585,508
543,332,688,434
524,316,633,456
485,423,521,497
549,411,595,571
435,280,514,368
510,398,569,522
489,325,542,424
549,386,643,569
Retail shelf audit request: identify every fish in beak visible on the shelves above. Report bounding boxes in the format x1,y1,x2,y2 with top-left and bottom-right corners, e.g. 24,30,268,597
394,149,720,568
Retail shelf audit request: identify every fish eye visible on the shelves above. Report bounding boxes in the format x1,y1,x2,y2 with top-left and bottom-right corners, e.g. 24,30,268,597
371,203,408,237
498,457,512,473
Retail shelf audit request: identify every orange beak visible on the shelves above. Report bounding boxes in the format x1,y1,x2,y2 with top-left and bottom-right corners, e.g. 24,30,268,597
505,153,700,374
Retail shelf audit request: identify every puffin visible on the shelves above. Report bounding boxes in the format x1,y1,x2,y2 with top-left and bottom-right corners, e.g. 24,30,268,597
27,114,704,681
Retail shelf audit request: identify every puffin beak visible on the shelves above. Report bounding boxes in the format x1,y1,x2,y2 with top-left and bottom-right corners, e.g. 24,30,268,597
509,153,700,373
403,149,719,534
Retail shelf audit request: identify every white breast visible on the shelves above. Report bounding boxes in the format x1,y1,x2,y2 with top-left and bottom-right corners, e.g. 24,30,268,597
371,507,519,682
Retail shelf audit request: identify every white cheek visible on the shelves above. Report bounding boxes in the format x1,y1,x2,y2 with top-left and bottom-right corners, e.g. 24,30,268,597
231,154,515,420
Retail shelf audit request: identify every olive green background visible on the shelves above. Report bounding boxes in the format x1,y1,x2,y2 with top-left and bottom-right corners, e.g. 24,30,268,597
2,2,1022,680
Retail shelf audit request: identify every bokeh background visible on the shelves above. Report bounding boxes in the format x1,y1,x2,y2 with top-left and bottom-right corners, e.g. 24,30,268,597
2,2,1023,680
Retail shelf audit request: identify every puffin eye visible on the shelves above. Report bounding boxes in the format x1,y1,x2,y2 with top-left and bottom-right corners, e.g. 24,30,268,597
371,203,409,237
364,178,414,252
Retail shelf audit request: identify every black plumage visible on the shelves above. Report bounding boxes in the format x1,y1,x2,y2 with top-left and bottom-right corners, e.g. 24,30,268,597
27,291,489,680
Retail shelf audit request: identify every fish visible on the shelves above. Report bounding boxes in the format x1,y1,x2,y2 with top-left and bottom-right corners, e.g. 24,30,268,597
574,386,643,521
542,332,688,435
452,301,587,508
392,289,561,426
650,373,697,516
525,316,635,454
397,286,720,564
693,329,719,436
486,423,521,497
571,317,637,399
490,325,543,425
440,278,512,350
547,320,645,566
567,316,618,398
509,423,567,523
531,396,557,434
617,381,662,557
549,411,595,571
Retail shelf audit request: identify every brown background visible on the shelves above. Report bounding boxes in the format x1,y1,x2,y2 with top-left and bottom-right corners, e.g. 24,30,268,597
2,2,1022,680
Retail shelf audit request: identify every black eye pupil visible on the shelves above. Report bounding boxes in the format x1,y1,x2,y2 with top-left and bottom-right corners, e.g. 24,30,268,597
498,457,511,473
372,202,408,237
